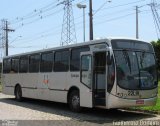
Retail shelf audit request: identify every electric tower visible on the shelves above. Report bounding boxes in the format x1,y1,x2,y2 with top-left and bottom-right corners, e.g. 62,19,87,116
59,0,77,46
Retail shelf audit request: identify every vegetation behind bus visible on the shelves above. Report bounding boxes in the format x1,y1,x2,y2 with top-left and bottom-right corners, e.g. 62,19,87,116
151,40,160,77
136,40,160,113
0,62,2,92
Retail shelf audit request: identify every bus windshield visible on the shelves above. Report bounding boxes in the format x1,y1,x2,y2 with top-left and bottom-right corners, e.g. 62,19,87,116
112,40,157,90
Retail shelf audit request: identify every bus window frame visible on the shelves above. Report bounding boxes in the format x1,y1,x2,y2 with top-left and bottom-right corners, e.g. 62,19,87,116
11,57,19,73
40,51,54,73
19,55,29,73
54,49,70,72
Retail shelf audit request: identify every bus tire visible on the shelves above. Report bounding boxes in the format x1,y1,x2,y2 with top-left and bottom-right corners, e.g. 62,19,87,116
69,90,81,112
15,85,23,102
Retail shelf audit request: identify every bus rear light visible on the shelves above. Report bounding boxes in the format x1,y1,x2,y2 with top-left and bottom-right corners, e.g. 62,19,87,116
136,100,144,104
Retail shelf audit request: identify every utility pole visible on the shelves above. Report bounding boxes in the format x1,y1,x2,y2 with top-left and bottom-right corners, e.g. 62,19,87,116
136,6,139,39
89,0,93,40
3,20,15,56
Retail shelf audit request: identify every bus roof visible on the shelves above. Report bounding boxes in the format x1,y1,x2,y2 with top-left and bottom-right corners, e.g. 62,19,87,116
4,38,108,58
3,37,150,58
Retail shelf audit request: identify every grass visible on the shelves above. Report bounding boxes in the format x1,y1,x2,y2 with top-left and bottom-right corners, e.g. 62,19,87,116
131,81,160,114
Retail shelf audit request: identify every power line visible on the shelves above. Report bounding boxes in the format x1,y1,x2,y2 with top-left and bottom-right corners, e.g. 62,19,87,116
11,6,150,46
94,10,150,26
102,0,147,11
95,8,133,19
7,0,154,50
12,0,85,31
14,8,63,30
14,10,150,47
11,0,82,27
149,0,160,39
11,0,59,24
12,30,61,46
11,10,152,49
93,1,112,16
95,13,135,25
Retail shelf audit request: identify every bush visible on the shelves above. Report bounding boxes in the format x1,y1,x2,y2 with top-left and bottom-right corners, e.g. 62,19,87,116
151,40,160,78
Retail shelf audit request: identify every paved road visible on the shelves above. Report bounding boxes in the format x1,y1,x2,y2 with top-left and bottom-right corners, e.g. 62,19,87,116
0,93,160,126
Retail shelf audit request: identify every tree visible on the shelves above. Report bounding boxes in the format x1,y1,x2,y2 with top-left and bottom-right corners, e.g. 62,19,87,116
151,40,160,77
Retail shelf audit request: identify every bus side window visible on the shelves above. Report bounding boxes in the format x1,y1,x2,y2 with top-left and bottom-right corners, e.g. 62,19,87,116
29,54,40,73
54,50,69,72
19,56,28,73
40,52,53,72
11,58,19,73
3,59,11,73
70,46,89,71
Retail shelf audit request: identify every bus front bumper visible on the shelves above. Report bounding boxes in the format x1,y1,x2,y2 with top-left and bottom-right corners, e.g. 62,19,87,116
107,94,157,109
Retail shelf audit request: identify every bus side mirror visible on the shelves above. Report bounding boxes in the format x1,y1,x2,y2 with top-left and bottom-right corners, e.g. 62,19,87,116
107,47,112,65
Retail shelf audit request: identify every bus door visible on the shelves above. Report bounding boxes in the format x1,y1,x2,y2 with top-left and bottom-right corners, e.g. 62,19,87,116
93,51,106,106
80,52,93,108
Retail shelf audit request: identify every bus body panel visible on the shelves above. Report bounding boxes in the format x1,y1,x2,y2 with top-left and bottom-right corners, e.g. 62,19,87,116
2,86,14,96
22,88,37,99
2,72,93,107
2,74,14,95
49,72,68,90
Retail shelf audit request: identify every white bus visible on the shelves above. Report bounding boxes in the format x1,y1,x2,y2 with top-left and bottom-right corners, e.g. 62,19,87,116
2,38,158,112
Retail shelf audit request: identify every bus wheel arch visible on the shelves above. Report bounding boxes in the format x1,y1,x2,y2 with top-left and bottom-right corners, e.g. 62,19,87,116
14,84,23,102
67,86,81,112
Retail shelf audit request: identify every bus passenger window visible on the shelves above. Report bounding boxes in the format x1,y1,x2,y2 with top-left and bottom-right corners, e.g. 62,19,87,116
29,54,40,73
20,56,28,73
54,50,69,72
3,59,11,73
11,58,19,73
70,47,89,71
40,52,53,72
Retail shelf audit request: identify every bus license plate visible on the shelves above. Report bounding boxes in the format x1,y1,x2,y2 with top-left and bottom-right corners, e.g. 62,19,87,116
136,100,144,104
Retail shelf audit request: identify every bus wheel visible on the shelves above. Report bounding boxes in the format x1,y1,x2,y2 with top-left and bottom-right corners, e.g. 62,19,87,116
15,85,23,102
69,90,81,112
